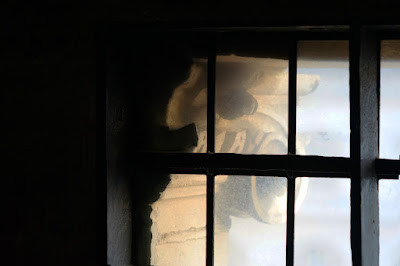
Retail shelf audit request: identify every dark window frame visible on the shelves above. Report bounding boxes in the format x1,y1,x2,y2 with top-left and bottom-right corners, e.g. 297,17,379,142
104,25,400,266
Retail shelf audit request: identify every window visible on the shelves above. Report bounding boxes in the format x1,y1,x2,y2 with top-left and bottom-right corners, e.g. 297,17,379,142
106,25,400,266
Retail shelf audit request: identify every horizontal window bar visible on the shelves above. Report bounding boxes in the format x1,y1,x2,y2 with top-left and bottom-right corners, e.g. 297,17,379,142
134,153,399,179
164,26,350,33
376,158,400,178
134,153,348,176
109,27,350,42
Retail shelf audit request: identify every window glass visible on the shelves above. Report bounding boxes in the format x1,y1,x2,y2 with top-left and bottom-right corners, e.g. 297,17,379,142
215,41,289,155
133,37,208,153
165,57,208,153
214,175,288,265
295,178,351,266
379,40,400,266
380,40,400,159
379,179,400,266
295,42,351,265
297,41,350,157
214,175,308,265
151,174,206,266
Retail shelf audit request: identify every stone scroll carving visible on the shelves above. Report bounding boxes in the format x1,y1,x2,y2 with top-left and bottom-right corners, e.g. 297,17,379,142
151,55,320,265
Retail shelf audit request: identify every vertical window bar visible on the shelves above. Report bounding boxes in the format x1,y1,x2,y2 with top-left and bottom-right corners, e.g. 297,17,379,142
206,174,215,266
286,176,296,266
207,44,216,154
206,40,216,266
288,39,297,155
349,24,363,265
350,25,380,266
286,39,297,266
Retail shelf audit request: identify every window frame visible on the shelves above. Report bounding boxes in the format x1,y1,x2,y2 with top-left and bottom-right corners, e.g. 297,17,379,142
118,25,400,266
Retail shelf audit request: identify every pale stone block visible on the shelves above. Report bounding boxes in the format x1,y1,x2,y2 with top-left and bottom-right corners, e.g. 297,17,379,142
151,195,206,236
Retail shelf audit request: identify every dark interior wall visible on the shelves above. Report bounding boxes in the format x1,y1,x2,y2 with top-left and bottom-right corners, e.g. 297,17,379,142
106,29,197,265
106,33,133,266
2,1,400,266
110,0,400,26
2,2,102,266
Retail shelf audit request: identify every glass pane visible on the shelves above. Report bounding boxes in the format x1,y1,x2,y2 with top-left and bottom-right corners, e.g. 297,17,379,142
214,175,294,265
295,178,351,266
133,38,208,153
151,174,206,266
379,179,400,266
380,41,400,265
380,40,400,159
215,51,289,155
297,41,350,157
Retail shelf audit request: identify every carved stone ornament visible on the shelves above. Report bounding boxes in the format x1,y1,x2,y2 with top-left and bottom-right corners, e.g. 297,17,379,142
151,55,320,265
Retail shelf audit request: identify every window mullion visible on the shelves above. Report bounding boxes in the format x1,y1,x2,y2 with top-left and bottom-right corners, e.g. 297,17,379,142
288,40,297,155
349,25,380,266
207,41,216,154
206,173,215,266
286,39,297,266
206,40,216,266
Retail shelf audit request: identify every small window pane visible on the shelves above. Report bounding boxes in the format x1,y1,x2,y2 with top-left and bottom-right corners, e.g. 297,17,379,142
379,179,400,266
295,178,351,266
380,41,400,265
297,41,350,157
215,49,289,155
151,174,206,266
132,38,208,153
214,175,292,265
380,40,400,159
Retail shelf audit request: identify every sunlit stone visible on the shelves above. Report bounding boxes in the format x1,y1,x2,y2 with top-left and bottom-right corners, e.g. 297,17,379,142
151,54,318,265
